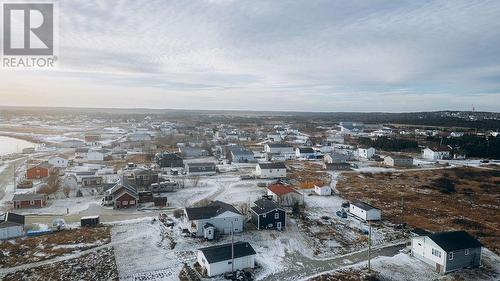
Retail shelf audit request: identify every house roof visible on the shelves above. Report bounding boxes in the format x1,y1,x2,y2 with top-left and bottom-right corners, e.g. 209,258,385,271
297,147,314,153
428,231,483,252
267,183,298,196
251,198,283,215
258,162,286,170
385,154,413,160
107,180,138,198
0,212,25,225
75,148,89,153
199,242,256,264
427,146,450,152
12,193,46,201
351,201,379,211
186,162,216,168
185,200,241,220
156,152,182,161
267,143,292,148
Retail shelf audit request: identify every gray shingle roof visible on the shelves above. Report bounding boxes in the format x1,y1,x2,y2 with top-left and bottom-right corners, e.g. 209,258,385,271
258,162,286,169
185,201,241,220
428,231,483,252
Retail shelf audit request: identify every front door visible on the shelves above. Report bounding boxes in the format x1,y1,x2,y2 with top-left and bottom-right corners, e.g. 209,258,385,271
277,222,282,230
436,263,442,273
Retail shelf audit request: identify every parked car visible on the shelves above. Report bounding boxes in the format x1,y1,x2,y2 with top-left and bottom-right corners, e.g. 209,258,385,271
341,201,350,208
336,210,347,218
165,218,175,227
52,218,66,230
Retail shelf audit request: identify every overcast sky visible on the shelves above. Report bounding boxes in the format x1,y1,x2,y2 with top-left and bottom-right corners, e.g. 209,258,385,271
1,0,500,112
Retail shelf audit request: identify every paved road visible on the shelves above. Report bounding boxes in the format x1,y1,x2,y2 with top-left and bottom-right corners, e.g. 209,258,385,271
262,243,405,281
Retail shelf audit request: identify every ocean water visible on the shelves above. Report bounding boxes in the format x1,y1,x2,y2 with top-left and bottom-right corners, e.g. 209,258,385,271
0,136,35,156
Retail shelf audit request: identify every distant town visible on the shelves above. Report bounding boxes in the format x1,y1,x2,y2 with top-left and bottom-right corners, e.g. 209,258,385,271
0,108,499,281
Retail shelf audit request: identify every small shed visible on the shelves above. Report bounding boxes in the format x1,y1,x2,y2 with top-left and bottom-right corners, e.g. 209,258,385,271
81,216,100,227
314,185,332,196
349,201,381,221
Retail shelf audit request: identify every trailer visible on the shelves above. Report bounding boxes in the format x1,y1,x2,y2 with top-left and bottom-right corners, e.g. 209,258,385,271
80,216,100,227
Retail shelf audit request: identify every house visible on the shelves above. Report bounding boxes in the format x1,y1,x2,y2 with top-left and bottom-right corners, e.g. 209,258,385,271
323,162,351,171
357,147,375,159
411,231,482,274
0,212,25,240
314,184,332,196
266,182,303,206
84,134,101,144
103,181,138,209
81,175,103,188
264,143,295,160
197,242,256,277
126,168,159,188
184,201,244,237
128,132,152,141
61,139,84,148
384,155,413,167
185,162,217,176
26,162,52,179
12,194,47,209
75,148,89,159
422,147,450,160
229,147,255,163
295,147,315,159
250,197,286,230
349,201,381,221
48,155,69,168
155,152,184,168
87,149,107,161
255,162,287,179
324,152,348,164
264,143,294,154
179,146,209,158
339,122,364,133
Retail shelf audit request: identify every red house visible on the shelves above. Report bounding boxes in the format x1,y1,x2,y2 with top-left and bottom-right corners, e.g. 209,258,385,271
103,181,138,209
12,194,47,209
26,163,52,179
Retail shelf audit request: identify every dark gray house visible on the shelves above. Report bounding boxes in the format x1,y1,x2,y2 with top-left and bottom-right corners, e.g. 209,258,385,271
155,152,184,168
411,231,483,274
250,197,286,230
185,162,217,175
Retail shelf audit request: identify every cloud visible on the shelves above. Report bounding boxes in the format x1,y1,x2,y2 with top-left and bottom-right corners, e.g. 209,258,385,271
1,0,499,111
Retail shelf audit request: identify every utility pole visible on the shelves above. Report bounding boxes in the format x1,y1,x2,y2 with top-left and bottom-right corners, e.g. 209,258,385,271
231,220,234,274
13,163,16,192
368,222,372,273
401,196,405,236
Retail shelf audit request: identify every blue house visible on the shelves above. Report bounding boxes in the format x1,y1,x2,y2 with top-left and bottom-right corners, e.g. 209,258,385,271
250,197,286,230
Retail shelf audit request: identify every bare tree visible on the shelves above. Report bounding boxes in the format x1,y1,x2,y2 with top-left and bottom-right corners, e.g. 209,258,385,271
46,170,61,194
63,186,71,198
189,176,201,187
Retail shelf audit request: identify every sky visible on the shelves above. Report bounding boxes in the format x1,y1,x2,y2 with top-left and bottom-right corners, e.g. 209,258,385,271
1,0,500,112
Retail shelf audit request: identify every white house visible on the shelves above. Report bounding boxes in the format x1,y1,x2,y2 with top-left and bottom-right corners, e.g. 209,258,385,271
411,231,482,274
384,155,413,167
314,184,332,196
422,147,450,160
197,242,256,277
48,156,69,168
349,201,381,221
295,147,316,159
184,201,244,238
87,150,105,161
357,147,375,159
185,162,217,176
267,182,304,206
255,162,286,179
264,143,294,154
61,139,84,148
0,212,25,240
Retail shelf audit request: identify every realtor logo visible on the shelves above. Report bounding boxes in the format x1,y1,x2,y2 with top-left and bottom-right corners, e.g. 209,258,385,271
2,2,58,68
3,3,53,55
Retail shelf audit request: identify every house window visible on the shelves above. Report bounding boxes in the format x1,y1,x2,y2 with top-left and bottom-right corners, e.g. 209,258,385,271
228,261,232,265
30,200,35,205
130,200,135,205
274,213,279,219
123,201,128,206
432,248,441,258
449,252,454,260
465,249,470,255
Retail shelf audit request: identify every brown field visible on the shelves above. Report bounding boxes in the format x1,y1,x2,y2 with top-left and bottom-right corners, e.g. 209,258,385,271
0,226,111,268
336,167,500,254
3,247,118,281
288,161,331,189
309,269,379,281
